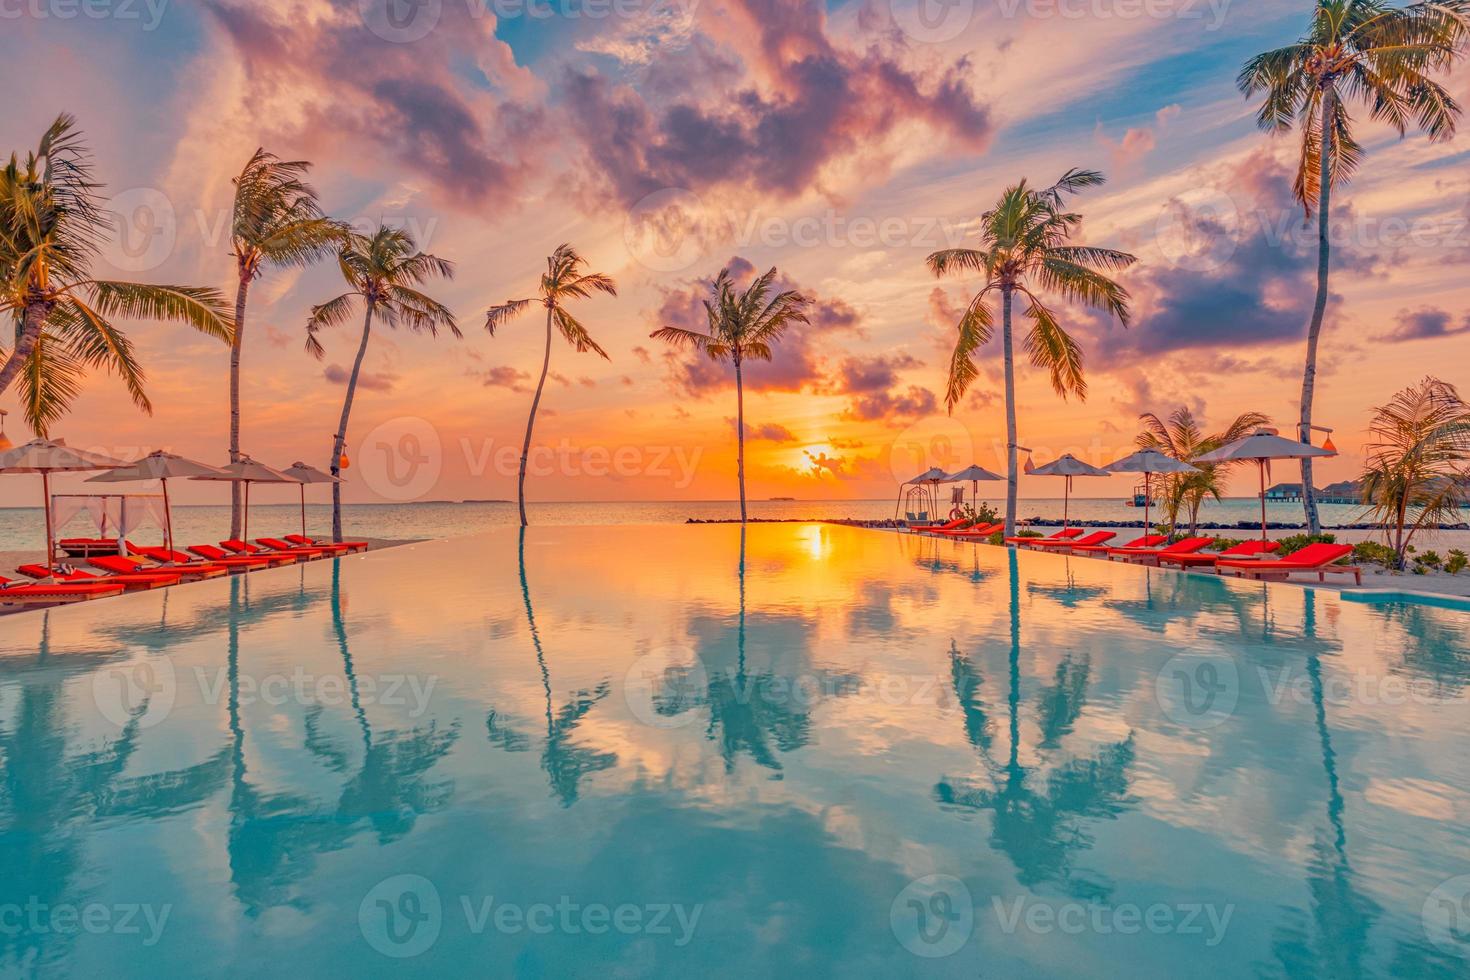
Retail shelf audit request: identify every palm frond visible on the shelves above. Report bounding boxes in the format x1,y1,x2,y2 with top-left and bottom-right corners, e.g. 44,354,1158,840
485,298,533,335
81,281,233,343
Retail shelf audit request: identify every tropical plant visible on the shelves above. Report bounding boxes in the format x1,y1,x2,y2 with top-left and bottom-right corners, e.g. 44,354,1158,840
306,226,459,541
1238,0,1469,533
226,149,343,536
485,244,617,527
0,114,232,433
1136,407,1273,535
650,266,810,522
927,168,1136,536
1360,377,1470,568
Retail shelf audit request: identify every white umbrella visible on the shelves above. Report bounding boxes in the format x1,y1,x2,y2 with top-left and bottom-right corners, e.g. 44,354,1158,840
189,456,299,543
1104,448,1200,537
86,451,230,554
1028,454,1109,531
945,463,1004,512
1195,429,1336,542
0,438,125,570
280,461,342,539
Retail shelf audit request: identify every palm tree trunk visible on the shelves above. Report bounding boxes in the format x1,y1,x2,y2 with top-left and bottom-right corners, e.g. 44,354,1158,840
1299,86,1335,536
330,303,374,543
1001,285,1019,538
0,300,51,397
735,352,747,524
229,274,250,539
518,306,554,527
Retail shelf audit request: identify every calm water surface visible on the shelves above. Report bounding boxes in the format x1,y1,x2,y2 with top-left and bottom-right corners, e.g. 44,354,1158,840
0,525,1467,978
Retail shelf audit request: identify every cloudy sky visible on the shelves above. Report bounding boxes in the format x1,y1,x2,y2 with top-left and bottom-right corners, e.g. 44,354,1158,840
2,0,1467,505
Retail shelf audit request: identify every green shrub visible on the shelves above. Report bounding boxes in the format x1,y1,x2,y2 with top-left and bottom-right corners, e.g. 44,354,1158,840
1211,536,1246,551
987,531,1005,546
1413,565,1428,575
1415,550,1443,570
1353,541,1399,568
974,502,999,525
1447,550,1468,575
1275,532,1335,556
1013,529,1044,539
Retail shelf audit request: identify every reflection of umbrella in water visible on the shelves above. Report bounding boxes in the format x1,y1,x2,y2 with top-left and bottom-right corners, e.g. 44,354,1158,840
86,451,229,554
1196,429,1335,543
1103,448,1199,536
1028,454,1109,531
0,438,124,570
280,461,342,540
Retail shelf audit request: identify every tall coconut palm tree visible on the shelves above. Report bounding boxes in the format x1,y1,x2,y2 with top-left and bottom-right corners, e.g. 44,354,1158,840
1360,377,1470,568
927,169,1135,537
1239,0,1469,533
650,266,810,522
0,114,232,425
306,226,458,541
226,149,343,537
1136,407,1273,535
485,244,617,527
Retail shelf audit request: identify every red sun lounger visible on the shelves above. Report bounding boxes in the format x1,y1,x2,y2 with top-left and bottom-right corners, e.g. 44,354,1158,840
1008,528,1085,546
1030,530,1115,550
254,537,339,558
284,534,368,553
919,518,970,535
941,522,1006,539
1073,534,1166,555
90,555,227,582
1159,540,1281,568
188,544,288,568
17,563,182,591
57,537,122,558
1107,536,1216,565
221,540,320,562
1216,543,1361,584
0,575,125,604
126,544,257,574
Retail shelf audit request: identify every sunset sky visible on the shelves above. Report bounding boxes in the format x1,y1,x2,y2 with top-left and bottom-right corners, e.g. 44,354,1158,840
2,0,1467,507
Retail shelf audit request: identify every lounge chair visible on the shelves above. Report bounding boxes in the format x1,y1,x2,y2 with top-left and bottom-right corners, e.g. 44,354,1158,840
188,544,293,567
1008,528,1085,547
1158,540,1280,568
0,575,126,604
1107,536,1215,565
918,518,970,536
57,537,121,558
1216,543,1362,584
254,537,339,558
1071,534,1165,556
221,539,324,562
126,544,260,574
17,563,182,591
284,534,368,553
934,522,1004,539
89,555,228,582
1029,530,1115,550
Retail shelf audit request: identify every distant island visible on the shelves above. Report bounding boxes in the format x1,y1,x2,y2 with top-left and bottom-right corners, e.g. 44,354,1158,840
769,496,796,501
460,499,513,504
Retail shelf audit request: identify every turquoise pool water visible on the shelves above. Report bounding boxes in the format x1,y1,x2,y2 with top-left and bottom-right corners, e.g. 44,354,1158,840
1,524,1467,978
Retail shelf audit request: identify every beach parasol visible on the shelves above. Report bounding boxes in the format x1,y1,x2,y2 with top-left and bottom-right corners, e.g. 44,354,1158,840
0,438,125,571
280,461,342,539
190,456,298,543
945,463,1004,512
86,451,230,555
1028,454,1109,531
1195,429,1336,543
1104,448,1199,538
895,467,951,521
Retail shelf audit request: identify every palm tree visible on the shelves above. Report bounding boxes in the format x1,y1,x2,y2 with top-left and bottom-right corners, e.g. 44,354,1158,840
1137,407,1272,535
226,150,343,537
306,226,459,541
1239,0,1468,533
1360,377,1470,568
651,266,810,522
485,244,617,526
928,169,1136,536
0,114,232,428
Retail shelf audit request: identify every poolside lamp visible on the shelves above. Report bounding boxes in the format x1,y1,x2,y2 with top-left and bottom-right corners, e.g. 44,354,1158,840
1321,436,1337,453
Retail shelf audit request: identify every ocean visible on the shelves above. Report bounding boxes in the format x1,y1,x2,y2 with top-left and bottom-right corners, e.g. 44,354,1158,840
0,497,1385,551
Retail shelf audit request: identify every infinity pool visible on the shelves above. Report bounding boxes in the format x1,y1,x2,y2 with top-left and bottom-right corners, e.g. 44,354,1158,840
1,524,1467,977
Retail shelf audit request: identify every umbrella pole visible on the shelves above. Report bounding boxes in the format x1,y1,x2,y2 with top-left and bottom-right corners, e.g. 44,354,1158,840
244,481,250,543
42,471,55,572
163,478,173,555
1259,461,1267,544
1064,475,1071,531
301,484,307,539
1144,472,1151,537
